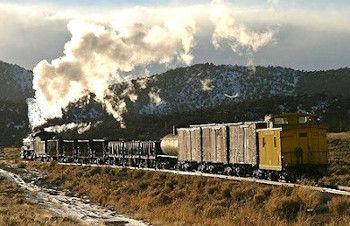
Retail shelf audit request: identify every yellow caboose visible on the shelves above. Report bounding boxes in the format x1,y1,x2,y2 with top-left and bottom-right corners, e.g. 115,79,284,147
258,113,328,179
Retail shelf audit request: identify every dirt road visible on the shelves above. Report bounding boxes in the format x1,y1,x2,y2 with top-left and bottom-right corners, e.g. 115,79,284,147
0,168,148,226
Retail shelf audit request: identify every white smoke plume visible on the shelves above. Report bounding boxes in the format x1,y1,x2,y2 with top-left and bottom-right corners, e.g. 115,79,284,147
32,14,196,128
210,0,275,69
27,98,47,128
29,1,277,129
148,88,163,106
44,122,91,134
224,93,240,99
137,78,149,90
200,78,214,91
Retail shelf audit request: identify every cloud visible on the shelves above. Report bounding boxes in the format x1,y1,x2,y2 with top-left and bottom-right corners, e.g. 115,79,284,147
1,2,350,70
1,1,350,129
210,0,275,67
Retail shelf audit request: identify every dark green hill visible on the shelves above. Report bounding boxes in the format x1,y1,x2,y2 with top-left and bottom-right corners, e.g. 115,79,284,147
0,61,349,145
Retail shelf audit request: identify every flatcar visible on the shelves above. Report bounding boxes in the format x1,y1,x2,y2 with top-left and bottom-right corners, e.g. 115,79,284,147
21,113,328,181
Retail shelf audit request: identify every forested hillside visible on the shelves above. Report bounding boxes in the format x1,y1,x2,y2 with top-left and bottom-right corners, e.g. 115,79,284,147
0,61,349,145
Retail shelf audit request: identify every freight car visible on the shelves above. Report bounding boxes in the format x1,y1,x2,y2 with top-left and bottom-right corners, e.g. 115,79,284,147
172,121,267,176
163,113,328,180
22,133,177,169
21,113,328,181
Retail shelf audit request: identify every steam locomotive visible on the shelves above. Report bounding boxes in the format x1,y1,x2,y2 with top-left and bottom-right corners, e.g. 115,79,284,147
22,113,328,181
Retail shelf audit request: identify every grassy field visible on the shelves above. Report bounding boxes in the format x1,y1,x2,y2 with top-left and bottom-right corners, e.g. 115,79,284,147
319,132,350,187
1,133,350,225
15,161,348,225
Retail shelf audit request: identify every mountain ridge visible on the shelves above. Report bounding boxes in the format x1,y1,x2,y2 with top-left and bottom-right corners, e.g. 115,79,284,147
0,60,349,145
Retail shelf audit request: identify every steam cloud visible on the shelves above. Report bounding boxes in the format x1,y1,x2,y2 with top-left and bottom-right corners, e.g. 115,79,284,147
148,88,163,106
30,0,276,129
44,122,91,134
200,78,214,91
32,15,196,128
211,0,275,68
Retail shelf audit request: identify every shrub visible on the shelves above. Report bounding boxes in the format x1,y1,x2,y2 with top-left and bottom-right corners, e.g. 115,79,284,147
102,167,111,174
293,189,331,213
222,188,231,198
132,170,145,179
253,188,272,204
154,194,172,206
49,161,57,168
17,162,26,169
213,200,230,208
334,166,350,175
271,197,303,220
232,190,249,202
173,191,185,199
165,179,177,190
315,204,330,214
89,167,102,176
192,204,204,215
253,193,266,204
51,175,67,187
158,174,167,181
206,186,218,195
328,197,350,216
137,182,148,191
205,206,226,218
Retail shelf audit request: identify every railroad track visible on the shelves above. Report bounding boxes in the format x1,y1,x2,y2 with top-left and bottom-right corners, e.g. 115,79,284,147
56,162,350,197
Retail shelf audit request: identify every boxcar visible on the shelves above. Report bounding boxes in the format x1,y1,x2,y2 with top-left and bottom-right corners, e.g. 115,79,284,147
108,141,125,165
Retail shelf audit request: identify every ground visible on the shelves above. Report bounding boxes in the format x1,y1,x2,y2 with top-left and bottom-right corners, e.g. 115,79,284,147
0,132,349,225
0,162,81,225
318,132,350,187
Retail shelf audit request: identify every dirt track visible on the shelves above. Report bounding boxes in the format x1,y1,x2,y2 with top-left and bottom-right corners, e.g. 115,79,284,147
0,168,148,226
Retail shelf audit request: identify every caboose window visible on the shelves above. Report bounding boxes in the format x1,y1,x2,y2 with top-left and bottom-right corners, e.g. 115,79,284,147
262,137,266,147
274,137,277,147
274,117,288,125
298,116,310,124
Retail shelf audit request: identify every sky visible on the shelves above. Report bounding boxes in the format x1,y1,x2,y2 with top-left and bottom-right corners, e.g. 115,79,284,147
0,0,350,71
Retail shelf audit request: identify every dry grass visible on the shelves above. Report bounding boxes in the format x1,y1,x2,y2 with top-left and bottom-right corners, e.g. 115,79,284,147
0,175,81,226
0,147,21,161
320,132,350,187
327,132,350,140
1,133,350,225
15,162,349,226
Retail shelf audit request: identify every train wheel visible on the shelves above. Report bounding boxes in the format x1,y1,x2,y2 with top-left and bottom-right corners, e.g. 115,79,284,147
224,167,233,176
236,167,245,177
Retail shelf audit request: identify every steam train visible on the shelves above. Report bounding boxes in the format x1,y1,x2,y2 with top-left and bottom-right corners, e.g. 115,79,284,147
21,113,328,181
